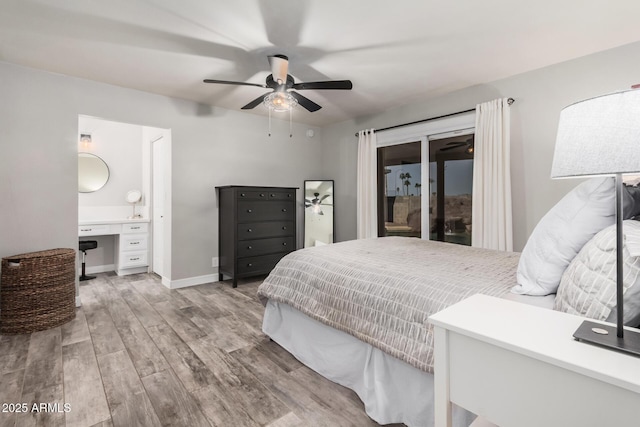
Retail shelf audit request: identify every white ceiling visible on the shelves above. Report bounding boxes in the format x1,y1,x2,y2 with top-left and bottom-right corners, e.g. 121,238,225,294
2,0,640,126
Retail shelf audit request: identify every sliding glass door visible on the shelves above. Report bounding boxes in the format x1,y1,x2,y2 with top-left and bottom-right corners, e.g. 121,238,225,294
428,135,474,246
376,133,474,246
377,141,423,237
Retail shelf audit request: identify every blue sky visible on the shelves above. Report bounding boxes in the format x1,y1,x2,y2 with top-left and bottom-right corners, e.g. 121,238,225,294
385,160,473,196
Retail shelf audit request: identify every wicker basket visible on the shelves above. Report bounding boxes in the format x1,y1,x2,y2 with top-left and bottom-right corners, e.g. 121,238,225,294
1,248,76,334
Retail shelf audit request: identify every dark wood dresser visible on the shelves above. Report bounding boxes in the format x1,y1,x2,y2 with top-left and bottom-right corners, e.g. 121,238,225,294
216,185,297,287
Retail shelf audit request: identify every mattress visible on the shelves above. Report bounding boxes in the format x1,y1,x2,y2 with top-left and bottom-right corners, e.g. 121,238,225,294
258,236,521,373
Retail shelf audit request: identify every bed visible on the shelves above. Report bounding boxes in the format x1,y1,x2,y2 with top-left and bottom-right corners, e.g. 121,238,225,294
256,177,640,427
257,236,555,426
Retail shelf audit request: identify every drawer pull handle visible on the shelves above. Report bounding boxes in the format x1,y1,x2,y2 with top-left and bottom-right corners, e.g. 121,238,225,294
131,226,140,230
247,228,252,233
247,246,253,250
282,242,287,246
247,263,253,267
282,208,287,212
131,242,140,245
130,257,140,261
288,194,292,197
271,193,276,197
81,228,91,232
246,209,252,213
282,226,287,230
241,193,246,197
260,193,265,197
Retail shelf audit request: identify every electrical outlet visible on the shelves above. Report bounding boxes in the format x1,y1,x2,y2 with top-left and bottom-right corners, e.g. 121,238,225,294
212,257,219,268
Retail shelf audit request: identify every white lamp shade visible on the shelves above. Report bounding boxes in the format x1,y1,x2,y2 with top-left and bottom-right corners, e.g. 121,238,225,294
551,89,640,178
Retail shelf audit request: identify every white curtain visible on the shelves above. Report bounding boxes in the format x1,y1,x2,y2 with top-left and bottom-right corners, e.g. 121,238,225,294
357,129,378,239
472,98,513,251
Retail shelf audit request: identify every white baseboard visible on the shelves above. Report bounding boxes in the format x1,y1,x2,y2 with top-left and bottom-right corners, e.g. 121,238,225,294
75,296,82,307
86,264,115,274
164,273,219,290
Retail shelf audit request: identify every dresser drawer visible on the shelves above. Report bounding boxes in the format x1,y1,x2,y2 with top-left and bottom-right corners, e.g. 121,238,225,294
119,251,148,268
237,189,295,200
120,234,148,251
237,221,294,240
122,223,148,234
237,236,294,258
237,201,294,222
237,253,287,275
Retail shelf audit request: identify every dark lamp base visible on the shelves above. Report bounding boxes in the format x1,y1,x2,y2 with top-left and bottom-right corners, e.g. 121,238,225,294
573,320,640,357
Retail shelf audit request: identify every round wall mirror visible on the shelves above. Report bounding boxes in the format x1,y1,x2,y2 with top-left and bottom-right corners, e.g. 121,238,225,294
78,152,109,193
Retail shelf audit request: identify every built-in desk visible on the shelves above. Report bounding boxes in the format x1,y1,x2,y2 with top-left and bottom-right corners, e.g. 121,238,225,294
79,219,150,276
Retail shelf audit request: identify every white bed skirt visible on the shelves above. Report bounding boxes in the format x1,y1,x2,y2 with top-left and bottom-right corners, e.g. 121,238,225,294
263,299,476,427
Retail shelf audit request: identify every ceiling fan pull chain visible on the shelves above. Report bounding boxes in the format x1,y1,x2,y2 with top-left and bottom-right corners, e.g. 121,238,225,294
289,107,293,138
268,108,272,137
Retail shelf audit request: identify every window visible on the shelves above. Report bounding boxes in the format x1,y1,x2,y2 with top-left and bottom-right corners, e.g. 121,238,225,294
373,111,475,244
428,135,474,246
377,141,422,238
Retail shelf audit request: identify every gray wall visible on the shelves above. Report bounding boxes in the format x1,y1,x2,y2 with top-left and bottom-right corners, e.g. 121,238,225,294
78,116,143,208
322,41,640,251
0,61,323,286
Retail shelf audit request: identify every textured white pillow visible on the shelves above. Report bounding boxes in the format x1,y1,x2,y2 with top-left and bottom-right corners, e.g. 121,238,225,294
513,177,615,296
554,220,640,327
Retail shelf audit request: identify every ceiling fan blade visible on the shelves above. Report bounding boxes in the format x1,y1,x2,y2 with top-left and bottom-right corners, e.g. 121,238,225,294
319,194,330,202
440,144,465,151
241,93,270,110
292,80,353,90
290,91,322,112
203,79,267,88
268,55,289,84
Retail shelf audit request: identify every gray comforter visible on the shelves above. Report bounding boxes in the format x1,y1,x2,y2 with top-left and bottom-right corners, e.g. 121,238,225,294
257,236,519,373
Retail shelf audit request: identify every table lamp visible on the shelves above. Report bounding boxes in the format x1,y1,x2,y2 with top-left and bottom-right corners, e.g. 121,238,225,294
551,88,640,356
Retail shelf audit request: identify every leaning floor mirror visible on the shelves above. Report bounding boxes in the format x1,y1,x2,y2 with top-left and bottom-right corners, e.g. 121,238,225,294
304,180,335,248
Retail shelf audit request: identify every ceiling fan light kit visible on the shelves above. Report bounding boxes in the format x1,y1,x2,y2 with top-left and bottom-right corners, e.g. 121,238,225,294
264,91,298,112
204,54,352,136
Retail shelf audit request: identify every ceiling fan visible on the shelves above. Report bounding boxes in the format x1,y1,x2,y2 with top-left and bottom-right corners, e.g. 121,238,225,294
305,192,331,215
203,54,352,112
440,137,474,153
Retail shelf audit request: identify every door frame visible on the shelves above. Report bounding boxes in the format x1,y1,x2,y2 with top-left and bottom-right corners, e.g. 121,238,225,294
375,112,475,239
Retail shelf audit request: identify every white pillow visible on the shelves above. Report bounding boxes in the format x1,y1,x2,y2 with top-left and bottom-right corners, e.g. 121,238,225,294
513,177,615,296
554,220,640,327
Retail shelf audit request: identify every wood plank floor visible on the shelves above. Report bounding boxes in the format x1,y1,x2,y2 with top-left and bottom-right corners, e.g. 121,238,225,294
0,273,403,427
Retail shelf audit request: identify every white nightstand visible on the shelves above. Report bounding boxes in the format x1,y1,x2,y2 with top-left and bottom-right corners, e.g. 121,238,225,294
429,294,640,427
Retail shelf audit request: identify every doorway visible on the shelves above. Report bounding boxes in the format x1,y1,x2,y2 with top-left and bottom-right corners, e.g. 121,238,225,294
77,115,172,279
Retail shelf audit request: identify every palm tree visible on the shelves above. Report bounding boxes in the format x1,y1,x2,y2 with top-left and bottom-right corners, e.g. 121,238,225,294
403,172,412,195
415,182,422,196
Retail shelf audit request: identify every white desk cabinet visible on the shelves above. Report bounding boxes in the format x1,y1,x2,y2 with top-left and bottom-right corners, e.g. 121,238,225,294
429,294,640,427
79,220,150,276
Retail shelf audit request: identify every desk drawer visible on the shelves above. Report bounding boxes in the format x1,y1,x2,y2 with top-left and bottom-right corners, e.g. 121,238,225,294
119,251,148,268
122,223,148,234
121,234,148,251
237,236,294,258
237,253,286,275
237,221,294,240
237,201,294,222
79,224,110,236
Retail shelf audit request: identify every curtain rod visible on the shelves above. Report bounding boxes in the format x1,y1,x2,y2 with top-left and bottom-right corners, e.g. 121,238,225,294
354,97,515,137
